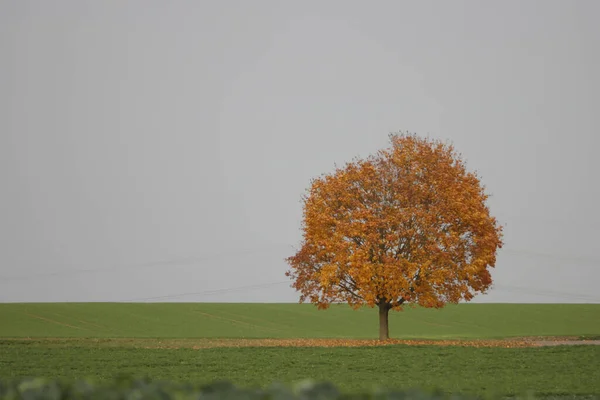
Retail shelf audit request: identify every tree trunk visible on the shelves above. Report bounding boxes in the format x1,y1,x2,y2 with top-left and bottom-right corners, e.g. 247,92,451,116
378,303,391,340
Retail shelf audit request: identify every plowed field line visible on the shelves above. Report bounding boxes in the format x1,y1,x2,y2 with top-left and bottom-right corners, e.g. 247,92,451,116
4,337,599,348
24,313,90,331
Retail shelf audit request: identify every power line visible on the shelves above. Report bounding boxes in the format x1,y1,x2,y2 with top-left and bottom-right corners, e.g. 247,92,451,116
502,248,600,263
490,284,600,302
122,281,599,304
500,248,600,265
0,244,294,283
3,242,598,303
5,245,595,284
499,215,600,230
120,280,291,302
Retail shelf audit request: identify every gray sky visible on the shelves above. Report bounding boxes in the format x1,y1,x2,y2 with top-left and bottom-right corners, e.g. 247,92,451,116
1,0,599,304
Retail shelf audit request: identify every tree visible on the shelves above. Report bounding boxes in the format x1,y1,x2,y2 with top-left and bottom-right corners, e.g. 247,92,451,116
286,133,503,340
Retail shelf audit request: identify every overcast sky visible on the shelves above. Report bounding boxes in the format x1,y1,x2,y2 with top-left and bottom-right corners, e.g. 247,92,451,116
1,0,598,304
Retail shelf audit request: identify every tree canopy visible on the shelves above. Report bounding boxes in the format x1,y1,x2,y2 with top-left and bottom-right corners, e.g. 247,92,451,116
286,133,503,340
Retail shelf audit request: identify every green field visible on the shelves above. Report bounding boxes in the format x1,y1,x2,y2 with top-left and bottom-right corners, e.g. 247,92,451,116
1,341,599,396
1,303,599,339
1,303,599,397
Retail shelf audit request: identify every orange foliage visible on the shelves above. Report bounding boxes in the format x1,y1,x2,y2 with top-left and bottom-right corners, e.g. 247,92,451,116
286,134,503,313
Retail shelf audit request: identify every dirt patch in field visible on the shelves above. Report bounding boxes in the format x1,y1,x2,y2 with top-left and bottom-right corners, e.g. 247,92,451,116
4,337,599,349
182,337,600,349
535,340,600,346
184,338,533,349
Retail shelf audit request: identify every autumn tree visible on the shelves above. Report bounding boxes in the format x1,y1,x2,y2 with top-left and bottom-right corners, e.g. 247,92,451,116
286,133,503,340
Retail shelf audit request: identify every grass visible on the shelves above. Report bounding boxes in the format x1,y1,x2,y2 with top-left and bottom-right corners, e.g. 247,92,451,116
1,303,599,397
0,340,599,396
0,303,598,339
